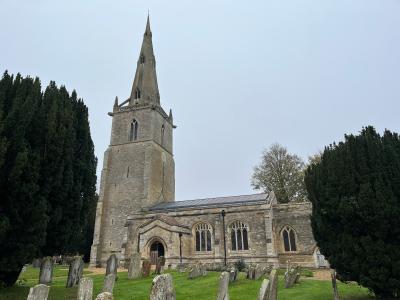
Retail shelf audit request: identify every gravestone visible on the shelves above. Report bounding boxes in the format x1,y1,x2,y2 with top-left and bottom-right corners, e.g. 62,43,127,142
102,274,116,294
258,279,270,300
32,259,41,268
106,254,118,277
39,257,53,284
331,270,340,300
188,263,207,279
246,265,255,279
177,264,186,273
150,274,176,300
142,259,151,277
229,267,237,282
27,284,50,300
284,266,300,288
66,256,84,288
95,292,113,300
128,252,141,279
155,256,166,274
254,265,267,280
268,269,278,300
216,272,230,300
77,277,93,300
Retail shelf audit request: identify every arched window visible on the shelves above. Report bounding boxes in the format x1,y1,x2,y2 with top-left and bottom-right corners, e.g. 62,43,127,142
140,54,145,64
230,221,249,251
129,119,138,141
161,124,165,145
282,226,297,252
195,223,212,252
134,88,141,99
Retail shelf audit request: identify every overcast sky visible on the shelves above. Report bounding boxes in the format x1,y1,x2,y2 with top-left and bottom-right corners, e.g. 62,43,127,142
1,0,399,201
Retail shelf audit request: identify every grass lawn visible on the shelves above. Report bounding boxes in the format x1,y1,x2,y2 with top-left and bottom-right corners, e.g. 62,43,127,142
0,266,374,300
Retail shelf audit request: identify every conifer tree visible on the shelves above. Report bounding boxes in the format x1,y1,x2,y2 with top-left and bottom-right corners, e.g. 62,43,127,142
305,126,400,299
0,72,97,286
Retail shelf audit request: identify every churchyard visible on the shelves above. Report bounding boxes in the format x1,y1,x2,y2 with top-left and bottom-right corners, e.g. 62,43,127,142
0,261,374,300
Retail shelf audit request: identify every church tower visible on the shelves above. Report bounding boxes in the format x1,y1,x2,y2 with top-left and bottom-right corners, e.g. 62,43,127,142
90,16,175,266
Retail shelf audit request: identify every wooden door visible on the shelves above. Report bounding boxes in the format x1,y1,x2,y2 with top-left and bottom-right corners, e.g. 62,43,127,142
150,251,158,265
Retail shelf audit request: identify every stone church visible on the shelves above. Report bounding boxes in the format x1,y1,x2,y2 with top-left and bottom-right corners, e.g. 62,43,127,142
90,17,326,269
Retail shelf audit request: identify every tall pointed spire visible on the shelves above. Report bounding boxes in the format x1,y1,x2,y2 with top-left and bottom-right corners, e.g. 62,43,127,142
129,15,160,105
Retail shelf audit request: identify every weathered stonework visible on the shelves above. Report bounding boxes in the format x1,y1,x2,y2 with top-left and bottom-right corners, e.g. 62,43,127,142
90,17,325,270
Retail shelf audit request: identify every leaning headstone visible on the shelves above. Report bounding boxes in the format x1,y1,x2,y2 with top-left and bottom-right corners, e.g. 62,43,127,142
39,257,53,284
32,259,41,268
258,279,270,300
27,284,50,300
155,256,166,274
66,256,84,288
77,277,93,300
106,254,118,277
216,272,230,300
188,265,201,279
150,273,176,300
254,265,266,280
268,269,278,300
229,266,237,282
284,266,300,288
331,270,340,300
102,274,116,294
95,292,113,300
142,259,151,277
128,252,141,279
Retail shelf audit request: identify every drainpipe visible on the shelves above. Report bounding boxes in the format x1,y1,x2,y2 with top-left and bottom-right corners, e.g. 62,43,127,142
221,210,227,266
179,233,183,264
137,232,141,253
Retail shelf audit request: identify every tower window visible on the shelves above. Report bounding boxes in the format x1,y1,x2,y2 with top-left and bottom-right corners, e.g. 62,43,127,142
230,221,249,251
140,54,145,64
129,119,139,141
161,124,165,145
282,226,297,252
134,88,141,99
127,166,130,178
195,223,212,252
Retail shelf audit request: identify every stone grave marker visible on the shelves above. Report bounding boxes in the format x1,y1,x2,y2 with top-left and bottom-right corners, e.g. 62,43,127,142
27,284,50,300
155,256,166,274
39,257,53,284
106,254,118,277
102,274,116,294
128,252,141,279
258,278,270,300
142,259,151,277
246,264,255,279
284,266,300,288
66,256,84,288
331,270,340,300
268,269,278,300
77,277,93,300
229,266,237,282
95,292,113,300
150,273,176,300
216,271,230,300
32,259,41,268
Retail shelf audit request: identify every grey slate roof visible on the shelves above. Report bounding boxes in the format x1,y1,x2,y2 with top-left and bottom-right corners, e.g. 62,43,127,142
149,193,269,211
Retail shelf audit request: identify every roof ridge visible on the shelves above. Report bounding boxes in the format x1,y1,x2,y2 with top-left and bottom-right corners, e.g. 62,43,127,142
177,192,267,203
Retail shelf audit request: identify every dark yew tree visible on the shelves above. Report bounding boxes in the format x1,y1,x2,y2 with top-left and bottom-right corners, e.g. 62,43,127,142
0,72,97,286
0,73,48,286
305,126,400,299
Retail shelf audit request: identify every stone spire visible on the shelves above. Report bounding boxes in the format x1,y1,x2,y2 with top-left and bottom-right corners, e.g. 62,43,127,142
129,15,160,106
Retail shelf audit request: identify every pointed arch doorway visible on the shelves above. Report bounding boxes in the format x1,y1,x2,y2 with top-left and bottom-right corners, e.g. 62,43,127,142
150,240,165,265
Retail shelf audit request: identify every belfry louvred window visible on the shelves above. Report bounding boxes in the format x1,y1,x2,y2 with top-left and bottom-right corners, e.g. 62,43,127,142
230,221,249,251
134,88,141,99
282,226,297,252
195,223,212,252
129,119,138,141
